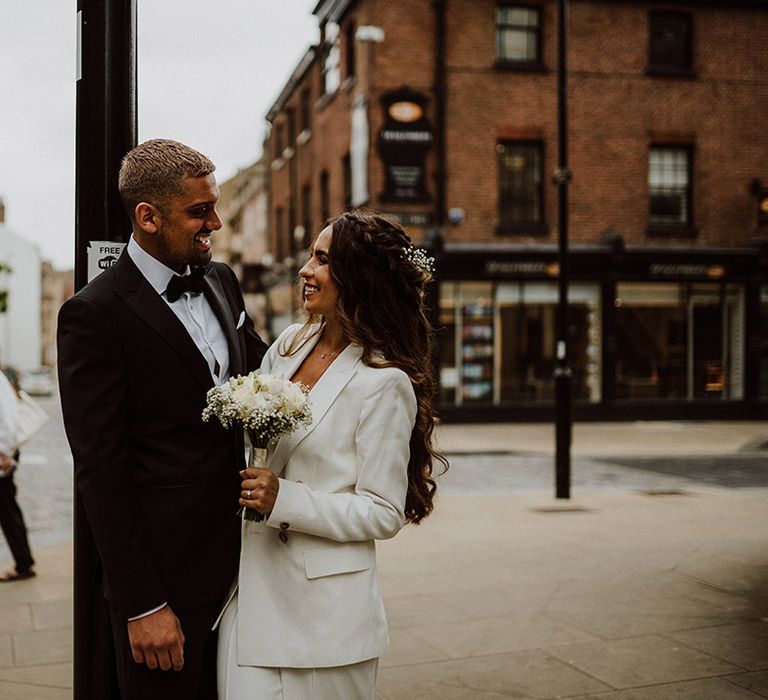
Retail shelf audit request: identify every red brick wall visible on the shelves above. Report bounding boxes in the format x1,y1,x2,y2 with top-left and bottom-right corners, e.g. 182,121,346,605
268,0,768,256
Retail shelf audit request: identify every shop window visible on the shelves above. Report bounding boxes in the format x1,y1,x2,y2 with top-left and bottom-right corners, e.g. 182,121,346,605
648,11,693,76
614,283,686,399
321,22,341,96
497,282,600,403
648,146,692,231
439,282,495,404
438,280,600,405
496,5,542,67
760,286,768,398
497,141,544,233
614,283,744,401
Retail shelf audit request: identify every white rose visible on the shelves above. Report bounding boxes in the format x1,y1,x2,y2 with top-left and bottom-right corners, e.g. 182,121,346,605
249,392,270,411
283,383,307,412
231,382,256,406
261,374,287,395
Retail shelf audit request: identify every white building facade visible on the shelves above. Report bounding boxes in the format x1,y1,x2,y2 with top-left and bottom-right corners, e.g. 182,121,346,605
0,222,42,371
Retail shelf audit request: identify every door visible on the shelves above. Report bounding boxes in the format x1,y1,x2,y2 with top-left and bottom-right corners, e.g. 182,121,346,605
690,300,723,398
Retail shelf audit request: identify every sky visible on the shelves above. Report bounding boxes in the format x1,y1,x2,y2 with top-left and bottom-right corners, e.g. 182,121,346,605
0,1,318,269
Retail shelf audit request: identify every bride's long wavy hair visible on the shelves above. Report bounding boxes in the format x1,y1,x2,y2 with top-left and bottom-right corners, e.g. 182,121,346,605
284,210,447,524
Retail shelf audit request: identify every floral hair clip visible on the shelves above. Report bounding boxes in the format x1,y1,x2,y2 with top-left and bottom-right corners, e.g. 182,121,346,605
403,245,435,275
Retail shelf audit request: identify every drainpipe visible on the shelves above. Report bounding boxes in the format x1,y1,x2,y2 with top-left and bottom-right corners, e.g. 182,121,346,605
432,0,447,226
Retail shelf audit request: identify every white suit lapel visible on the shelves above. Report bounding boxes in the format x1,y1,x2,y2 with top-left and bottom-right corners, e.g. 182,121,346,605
268,343,362,477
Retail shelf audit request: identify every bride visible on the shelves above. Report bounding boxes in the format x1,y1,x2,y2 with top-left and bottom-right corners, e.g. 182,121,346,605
216,210,446,699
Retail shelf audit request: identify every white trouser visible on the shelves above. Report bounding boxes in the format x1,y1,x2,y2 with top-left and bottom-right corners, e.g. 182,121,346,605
217,592,378,699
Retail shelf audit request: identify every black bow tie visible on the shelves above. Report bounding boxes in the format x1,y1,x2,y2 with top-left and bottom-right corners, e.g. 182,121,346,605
165,266,207,302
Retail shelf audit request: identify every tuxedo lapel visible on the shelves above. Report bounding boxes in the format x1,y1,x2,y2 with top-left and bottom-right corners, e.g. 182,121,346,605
203,267,243,377
268,343,362,477
112,253,213,390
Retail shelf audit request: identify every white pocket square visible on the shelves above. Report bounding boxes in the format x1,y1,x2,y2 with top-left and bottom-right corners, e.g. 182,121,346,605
236,311,246,330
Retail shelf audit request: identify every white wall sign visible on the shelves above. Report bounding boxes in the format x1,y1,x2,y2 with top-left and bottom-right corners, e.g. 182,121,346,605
88,241,126,282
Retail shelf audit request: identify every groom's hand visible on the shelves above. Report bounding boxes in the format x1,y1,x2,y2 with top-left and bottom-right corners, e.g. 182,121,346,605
0,453,15,476
127,606,185,672
240,467,279,515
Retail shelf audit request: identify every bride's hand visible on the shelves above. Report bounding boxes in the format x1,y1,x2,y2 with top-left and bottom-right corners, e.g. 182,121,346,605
239,467,279,515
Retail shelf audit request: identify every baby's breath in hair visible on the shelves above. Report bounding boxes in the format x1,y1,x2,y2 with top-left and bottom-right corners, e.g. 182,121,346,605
403,245,435,275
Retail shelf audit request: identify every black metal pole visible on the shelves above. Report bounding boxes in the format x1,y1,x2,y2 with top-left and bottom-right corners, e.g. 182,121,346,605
74,1,136,696
554,0,572,499
432,0,447,226
75,0,137,290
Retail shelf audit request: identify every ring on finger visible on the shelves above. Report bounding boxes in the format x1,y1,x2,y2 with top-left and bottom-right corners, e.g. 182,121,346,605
247,489,253,498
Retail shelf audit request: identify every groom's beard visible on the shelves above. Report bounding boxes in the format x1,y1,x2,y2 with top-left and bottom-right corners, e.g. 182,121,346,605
156,228,214,271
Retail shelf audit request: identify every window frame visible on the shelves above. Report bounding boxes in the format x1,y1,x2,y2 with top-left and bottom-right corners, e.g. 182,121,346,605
319,170,330,223
286,107,296,152
496,139,548,235
275,206,286,260
495,4,546,72
301,182,313,249
273,122,285,158
342,153,352,211
647,143,697,236
647,10,696,78
299,88,312,135
345,21,356,81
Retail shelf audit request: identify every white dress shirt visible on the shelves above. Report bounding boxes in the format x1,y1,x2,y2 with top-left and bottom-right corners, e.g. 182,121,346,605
126,237,231,620
127,236,230,385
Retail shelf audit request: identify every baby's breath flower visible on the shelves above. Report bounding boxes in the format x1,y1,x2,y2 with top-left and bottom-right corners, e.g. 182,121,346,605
202,372,312,448
403,245,435,275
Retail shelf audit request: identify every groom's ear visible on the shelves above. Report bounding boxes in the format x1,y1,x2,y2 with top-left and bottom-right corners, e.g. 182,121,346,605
135,202,159,234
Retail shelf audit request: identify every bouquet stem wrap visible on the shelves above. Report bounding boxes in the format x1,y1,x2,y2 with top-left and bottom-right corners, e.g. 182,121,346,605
242,437,268,522
249,446,268,469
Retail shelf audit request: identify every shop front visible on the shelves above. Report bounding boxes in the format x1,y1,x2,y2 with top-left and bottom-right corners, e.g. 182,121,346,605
434,243,768,421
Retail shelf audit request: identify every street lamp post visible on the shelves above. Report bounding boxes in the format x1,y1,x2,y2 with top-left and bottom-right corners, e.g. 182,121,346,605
75,0,137,289
554,0,572,499
74,1,136,696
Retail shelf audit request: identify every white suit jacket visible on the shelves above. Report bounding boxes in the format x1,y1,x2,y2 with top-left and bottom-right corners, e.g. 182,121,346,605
234,324,417,668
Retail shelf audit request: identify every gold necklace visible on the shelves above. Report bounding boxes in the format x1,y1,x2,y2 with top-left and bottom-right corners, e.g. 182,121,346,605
316,340,347,360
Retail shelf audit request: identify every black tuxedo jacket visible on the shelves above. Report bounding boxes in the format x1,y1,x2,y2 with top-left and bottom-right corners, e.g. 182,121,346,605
58,252,267,618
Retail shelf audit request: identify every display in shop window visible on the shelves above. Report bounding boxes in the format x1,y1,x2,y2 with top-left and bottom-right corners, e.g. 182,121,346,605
461,303,494,402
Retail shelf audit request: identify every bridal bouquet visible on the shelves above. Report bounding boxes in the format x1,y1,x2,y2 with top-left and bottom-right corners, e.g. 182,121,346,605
202,371,312,521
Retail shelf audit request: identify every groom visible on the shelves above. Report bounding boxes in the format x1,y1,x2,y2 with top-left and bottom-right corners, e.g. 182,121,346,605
58,139,267,699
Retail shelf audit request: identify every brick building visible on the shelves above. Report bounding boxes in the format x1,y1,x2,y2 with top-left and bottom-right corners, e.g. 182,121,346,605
266,0,768,420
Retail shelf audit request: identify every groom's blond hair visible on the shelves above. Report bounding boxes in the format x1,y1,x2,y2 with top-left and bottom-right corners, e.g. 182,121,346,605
118,139,215,220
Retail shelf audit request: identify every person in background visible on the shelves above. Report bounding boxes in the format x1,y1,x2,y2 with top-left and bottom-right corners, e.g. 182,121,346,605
0,366,35,582
217,210,447,699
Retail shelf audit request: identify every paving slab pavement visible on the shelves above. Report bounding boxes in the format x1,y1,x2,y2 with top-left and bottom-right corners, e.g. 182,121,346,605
0,421,765,699
375,489,768,699
434,420,768,457
0,541,72,699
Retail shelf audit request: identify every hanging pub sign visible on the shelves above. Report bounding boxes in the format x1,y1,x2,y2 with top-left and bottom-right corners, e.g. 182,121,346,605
377,87,433,202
